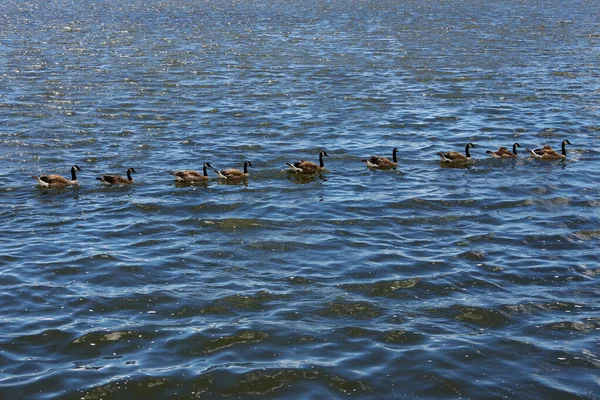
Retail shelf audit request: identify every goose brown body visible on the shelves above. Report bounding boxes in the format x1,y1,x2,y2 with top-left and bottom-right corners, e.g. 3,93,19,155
527,140,571,160
286,151,328,174
437,143,476,163
362,148,398,169
215,161,252,180
97,168,136,185
486,143,521,158
170,163,213,182
32,165,81,188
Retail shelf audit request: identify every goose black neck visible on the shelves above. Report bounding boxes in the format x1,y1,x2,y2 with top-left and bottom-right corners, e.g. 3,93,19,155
243,162,249,174
319,153,325,168
392,148,398,163
562,141,567,156
465,144,471,158
127,169,133,181
203,164,208,176
512,143,518,155
71,166,78,181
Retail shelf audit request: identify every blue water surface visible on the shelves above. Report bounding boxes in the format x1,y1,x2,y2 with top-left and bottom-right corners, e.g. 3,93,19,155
0,0,599,398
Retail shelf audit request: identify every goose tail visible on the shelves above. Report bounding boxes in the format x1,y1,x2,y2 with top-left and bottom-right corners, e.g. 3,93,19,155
32,176,49,187
96,177,111,185
286,163,302,172
526,148,541,158
212,168,227,179
437,152,450,162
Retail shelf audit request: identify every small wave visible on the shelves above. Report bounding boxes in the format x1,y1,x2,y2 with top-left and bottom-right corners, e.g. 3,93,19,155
340,278,421,297
72,330,141,345
204,330,269,354
319,299,384,319
202,291,284,314
428,305,511,328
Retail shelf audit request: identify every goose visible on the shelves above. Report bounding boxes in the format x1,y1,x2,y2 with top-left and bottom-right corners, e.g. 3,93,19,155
437,143,476,163
214,161,252,180
527,139,571,160
97,168,136,185
486,143,521,158
32,165,81,188
362,148,398,169
286,151,328,174
169,163,214,182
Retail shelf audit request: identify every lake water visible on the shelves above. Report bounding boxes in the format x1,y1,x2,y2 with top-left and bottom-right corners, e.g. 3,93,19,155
1,0,599,398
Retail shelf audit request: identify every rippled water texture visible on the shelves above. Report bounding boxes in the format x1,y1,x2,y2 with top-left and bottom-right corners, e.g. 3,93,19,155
1,0,599,398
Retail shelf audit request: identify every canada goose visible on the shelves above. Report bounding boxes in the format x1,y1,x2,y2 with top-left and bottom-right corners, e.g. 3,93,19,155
32,165,81,188
214,161,252,180
169,163,214,182
486,143,521,158
97,168,136,185
362,148,398,169
286,151,328,174
437,143,476,163
527,139,571,160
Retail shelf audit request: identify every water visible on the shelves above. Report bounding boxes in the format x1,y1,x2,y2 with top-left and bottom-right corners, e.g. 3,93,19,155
1,0,599,398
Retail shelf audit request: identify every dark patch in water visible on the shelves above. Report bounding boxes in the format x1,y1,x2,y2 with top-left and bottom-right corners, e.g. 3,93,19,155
204,330,269,354
319,299,384,319
340,278,421,297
